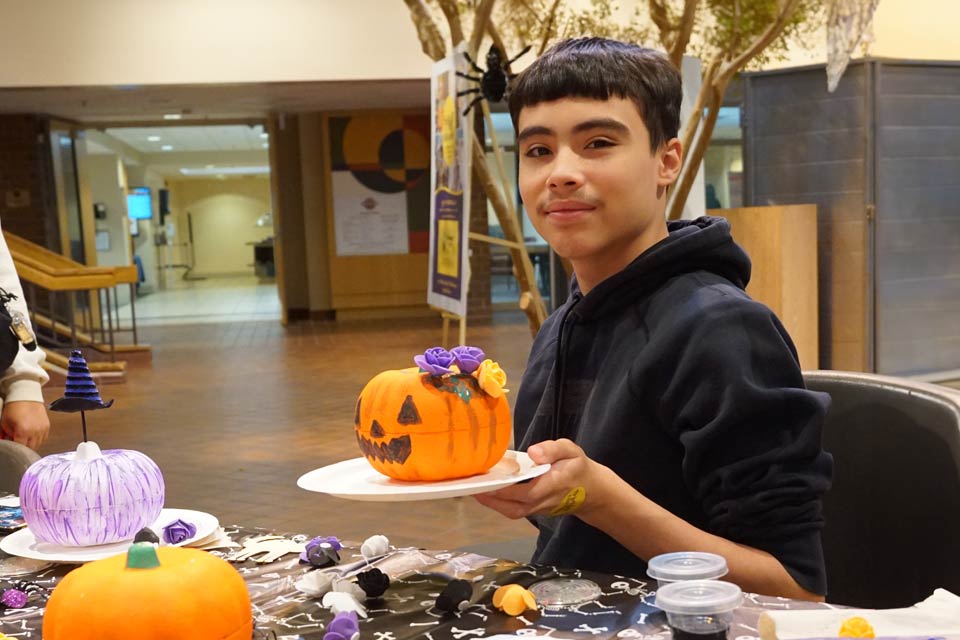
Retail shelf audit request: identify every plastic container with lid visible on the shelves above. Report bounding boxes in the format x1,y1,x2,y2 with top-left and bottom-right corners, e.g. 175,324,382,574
646,551,729,588
654,579,743,640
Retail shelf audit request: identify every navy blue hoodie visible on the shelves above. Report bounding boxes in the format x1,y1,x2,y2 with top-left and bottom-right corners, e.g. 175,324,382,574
515,216,833,595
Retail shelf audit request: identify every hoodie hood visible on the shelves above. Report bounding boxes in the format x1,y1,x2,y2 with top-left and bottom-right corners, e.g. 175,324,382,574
569,216,751,320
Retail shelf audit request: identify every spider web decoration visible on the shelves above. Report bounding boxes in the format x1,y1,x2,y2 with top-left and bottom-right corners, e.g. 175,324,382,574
826,0,881,92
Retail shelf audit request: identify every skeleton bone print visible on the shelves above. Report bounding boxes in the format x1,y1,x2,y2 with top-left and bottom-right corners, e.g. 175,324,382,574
0,525,835,638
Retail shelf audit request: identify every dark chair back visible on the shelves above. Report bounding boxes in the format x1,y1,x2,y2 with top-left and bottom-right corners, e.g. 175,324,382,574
805,370,960,608
0,439,40,494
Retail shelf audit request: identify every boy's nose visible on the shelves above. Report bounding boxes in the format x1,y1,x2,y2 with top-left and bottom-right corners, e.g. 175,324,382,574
547,151,583,191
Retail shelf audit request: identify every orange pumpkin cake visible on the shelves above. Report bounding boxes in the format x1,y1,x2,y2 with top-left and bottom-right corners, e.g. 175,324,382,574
355,346,511,481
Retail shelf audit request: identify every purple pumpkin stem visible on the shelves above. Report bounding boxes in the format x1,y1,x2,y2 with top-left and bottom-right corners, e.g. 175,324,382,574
80,410,87,443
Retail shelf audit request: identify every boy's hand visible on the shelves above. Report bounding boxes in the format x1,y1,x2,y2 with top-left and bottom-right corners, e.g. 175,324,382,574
1,401,50,450
475,439,610,519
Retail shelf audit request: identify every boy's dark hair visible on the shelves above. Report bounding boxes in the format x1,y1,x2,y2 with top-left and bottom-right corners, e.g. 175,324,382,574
508,38,682,152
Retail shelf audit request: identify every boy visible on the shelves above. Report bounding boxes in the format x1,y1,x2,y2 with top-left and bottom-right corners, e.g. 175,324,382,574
475,38,832,601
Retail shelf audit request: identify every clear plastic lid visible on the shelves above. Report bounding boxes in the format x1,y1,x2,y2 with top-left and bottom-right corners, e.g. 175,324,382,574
654,579,743,615
646,551,728,582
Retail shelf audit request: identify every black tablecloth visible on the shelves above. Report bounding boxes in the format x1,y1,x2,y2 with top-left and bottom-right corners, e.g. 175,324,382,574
1,524,830,639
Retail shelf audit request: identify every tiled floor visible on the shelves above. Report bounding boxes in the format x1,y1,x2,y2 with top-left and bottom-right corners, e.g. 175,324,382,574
116,276,281,326
40,313,539,552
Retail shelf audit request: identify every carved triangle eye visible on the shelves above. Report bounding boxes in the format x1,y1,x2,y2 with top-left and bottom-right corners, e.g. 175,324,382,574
397,395,422,425
371,420,385,438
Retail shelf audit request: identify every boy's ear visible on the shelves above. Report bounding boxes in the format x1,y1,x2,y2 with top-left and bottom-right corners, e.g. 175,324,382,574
657,138,683,186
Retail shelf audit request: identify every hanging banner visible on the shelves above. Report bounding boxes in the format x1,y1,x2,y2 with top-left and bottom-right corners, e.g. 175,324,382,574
427,44,473,316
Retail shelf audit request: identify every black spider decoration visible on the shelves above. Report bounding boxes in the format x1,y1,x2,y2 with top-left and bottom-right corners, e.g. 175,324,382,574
456,44,531,115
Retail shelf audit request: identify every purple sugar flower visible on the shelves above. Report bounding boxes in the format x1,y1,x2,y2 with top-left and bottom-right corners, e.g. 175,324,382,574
324,610,359,640
162,518,197,544
414,347,455,376
450,346,485,374
300,535,342,565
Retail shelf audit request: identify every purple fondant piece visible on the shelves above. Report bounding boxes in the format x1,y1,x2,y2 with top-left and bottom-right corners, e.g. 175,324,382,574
48,350,113,413
450,346,485,374
414,347,455,376
162,518,197,544
300,535,342,563
18,443,165,547
325,611,359,640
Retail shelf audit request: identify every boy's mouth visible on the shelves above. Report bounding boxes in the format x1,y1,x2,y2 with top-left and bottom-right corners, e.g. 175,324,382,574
543,200,596,215
542,200,596,221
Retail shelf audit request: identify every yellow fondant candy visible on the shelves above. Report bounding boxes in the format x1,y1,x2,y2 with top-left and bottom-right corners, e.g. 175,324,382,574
492,584,538,616
838,616,876,638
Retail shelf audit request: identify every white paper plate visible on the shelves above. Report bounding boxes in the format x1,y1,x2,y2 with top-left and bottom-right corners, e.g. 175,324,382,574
297,450,550,502
0,508,219,563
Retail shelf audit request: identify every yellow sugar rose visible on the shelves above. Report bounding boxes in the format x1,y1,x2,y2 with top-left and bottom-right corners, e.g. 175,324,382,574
476,359,508,397
492,584,537,616
838,616,875,638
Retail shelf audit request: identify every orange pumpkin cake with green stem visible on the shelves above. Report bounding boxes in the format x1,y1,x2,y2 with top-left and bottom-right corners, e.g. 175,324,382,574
355,346,511,481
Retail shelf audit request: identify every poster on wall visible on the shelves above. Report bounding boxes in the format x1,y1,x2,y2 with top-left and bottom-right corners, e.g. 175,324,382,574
427,44,473,315
328,114,431,256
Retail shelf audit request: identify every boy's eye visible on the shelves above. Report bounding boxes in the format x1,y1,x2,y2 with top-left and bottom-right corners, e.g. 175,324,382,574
585,138,615,149
524,145,551,158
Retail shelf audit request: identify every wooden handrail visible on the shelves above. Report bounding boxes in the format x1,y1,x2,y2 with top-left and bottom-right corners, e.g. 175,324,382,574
3,231,138,289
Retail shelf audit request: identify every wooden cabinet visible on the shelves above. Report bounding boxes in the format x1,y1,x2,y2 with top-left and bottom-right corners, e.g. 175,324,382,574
721,204,819,370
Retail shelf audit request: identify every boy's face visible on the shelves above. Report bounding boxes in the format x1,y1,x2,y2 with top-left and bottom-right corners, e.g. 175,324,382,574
516,96,680,287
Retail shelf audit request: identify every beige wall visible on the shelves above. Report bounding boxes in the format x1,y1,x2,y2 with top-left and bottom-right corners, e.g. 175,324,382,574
1,0,954,90
0,0,428,87
767,0,958,70
83,154,131,268
167,177,272,277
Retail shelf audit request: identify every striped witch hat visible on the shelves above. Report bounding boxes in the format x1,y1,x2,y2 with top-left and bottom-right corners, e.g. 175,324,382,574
48,349,114,413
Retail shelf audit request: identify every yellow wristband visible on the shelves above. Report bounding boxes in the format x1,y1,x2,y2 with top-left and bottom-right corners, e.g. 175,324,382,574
550,486,586,516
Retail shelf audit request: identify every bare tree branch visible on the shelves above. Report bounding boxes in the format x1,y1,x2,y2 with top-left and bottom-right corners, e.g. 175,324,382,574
667,78,727,220
469,0,498,58
669,0,698,67
471,136,547,328
402,0,446,61
721,0,803,79
677,54,720,166
538,0,564,56
648,0,674,48
437,0,466,47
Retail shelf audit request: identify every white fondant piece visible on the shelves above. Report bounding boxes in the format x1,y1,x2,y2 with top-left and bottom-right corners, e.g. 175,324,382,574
295,571,334,598
322,591,368,618
74,441,103,462
332,577,366,601
361,534,390,559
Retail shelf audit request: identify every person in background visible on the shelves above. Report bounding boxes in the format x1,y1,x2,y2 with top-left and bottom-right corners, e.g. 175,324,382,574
0,220,50,450
706,183,723,209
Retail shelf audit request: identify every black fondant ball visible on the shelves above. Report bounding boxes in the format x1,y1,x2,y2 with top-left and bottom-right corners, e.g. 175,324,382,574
436,578,472,612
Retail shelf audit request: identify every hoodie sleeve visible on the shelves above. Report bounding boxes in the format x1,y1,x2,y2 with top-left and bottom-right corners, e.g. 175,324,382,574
0,223,48,410
656,293,833,595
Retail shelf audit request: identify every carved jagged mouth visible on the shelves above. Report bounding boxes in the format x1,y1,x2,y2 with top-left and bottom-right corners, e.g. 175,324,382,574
356,432,412,465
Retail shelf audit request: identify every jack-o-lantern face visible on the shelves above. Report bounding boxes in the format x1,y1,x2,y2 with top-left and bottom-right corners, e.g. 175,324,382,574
355,368,511,481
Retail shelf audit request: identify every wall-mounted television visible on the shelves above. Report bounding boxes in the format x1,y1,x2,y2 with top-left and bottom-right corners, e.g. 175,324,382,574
127,187,153,220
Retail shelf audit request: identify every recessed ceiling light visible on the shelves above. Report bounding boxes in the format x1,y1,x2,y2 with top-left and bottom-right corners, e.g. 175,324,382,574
179,166,270,176
161,145,173,151
147,135,161,142
163,113,182,120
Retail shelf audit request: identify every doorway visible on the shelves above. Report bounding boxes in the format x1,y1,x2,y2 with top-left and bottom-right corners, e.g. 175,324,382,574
83,123,279,326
